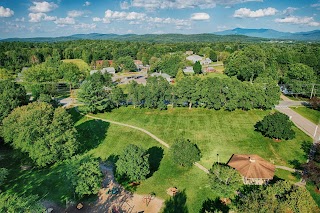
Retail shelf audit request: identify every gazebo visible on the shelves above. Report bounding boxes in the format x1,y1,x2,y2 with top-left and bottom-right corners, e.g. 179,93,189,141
227,154,275,185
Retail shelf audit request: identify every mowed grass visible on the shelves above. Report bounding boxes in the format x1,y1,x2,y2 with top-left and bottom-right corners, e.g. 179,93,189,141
93,107,312,169
291,106,320,124
62,59,91,72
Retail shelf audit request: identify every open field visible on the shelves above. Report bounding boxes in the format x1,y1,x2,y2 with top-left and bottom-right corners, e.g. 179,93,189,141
290,106,320,124
93,107,312,169
62,59,91,72
1,107,314,212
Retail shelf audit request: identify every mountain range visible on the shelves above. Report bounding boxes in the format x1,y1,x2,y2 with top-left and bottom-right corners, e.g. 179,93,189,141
1,28,319,42
215,28,320,41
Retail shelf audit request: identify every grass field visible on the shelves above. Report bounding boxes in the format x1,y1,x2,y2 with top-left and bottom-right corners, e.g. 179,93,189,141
93,107,311,168
290,106,320,124
62,59,91,72
1,107,314,212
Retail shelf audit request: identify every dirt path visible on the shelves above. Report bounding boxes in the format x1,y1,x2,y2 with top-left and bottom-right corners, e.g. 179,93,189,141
84,113,210,174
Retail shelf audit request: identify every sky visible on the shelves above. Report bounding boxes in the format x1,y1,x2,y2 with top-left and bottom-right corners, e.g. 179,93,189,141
0,0,319,38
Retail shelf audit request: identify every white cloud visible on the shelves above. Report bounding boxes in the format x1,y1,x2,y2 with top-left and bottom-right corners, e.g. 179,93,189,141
54,17,75,25
15,17,25,22
275,16,320,27
29,13,56,22
94,9,190,27
0,6,14,17
104,10,146,21
234,7,277,18
67,10,85,18
283,7,298,15
74,23,96,29
191,13,210,21
83,1,91,6
29,1,58,13
120,1,130,10
125,0,262,10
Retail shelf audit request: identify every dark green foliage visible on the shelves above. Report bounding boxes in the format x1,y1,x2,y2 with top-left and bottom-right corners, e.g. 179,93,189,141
209,163,243,198
116,144,150,182
66,155,103,198
115,56,136,72
127,81,145,108
200,198,230,213
225,45,267,82
0,81,27,123
0,168,8,187
150,53,184,77
209,50,218,62
170,139,201,167
284,63,316,96
235,181,318,213
78,72,113,113
193,61,202,74
163,190,188,213
2,102,78,167
0,192,44,213
255,112,295,140
111,87,125,108
144,77,171,110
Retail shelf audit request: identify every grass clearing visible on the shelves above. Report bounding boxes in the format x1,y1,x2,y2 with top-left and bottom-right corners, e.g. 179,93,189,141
94,107,311,169
62,59,91,73
1,107,313,212
290,106,320,124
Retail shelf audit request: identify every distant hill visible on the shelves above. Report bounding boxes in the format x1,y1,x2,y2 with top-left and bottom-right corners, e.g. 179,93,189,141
215,28,320,41
0,33,265,43
1,29,319,42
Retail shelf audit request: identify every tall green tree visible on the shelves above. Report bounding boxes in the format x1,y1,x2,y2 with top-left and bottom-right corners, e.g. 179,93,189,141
116,144,150,182
255,112,295,140
59,62,84,93
78,72,113,113
111,87,125,108
115,56,136,72
170,139,201,167
144,77,171,110
66,155,103,198
0,193,44,213
175,77,201,109
2,102,78,167
0,81,27,124
193,61,202,74
209,163,242,198
235,181,318,213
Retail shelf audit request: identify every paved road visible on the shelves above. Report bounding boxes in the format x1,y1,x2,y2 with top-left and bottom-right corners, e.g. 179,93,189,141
275,101,320,143
84,113,210,174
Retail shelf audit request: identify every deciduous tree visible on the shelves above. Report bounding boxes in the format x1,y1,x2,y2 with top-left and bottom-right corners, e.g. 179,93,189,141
116,144,150,182
170,139,201,167
255,112,295,140
2,102,78,167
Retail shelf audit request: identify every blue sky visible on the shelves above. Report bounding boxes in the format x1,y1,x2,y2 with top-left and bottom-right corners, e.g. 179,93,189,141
0,0,319,38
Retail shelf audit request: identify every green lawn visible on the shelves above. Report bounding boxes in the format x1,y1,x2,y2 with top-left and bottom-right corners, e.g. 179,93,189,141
1,107,313,212
62,59,91,73
291,106,320,124
93,107,311,168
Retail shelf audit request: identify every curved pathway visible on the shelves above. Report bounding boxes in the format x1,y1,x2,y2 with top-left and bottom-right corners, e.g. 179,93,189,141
84,113,210,174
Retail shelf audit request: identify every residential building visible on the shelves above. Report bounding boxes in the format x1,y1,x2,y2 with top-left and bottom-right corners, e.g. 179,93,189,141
186,54,203,63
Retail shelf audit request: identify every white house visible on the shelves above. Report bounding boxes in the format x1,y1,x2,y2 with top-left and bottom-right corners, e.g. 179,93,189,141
186,55,203,63
150,72,172,83
101,67,116,75
201,58,212,65
183,66,194,74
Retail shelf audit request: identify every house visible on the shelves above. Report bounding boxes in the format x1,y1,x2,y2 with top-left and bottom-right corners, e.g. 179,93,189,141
201,58,212,65
227,154,275,185
183,66,194,74
90,70,99,75
95,60,104,68
186,55,203,64
150,72,172,83
108,60,113,66
185,51,193,55
134,60,144,70
205,67,216,73
101,67,116,75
